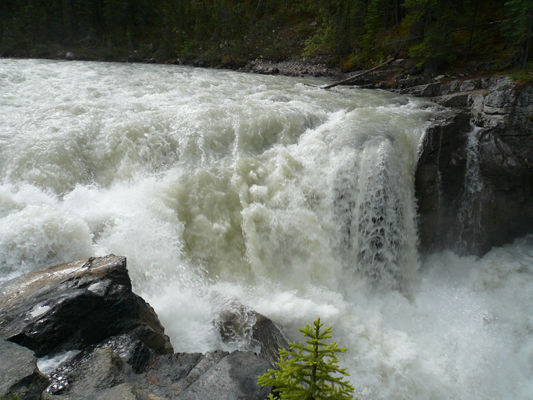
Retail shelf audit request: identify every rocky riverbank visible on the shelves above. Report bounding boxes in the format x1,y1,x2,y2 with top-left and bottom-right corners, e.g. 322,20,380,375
0,255,286,400
407,75,533,257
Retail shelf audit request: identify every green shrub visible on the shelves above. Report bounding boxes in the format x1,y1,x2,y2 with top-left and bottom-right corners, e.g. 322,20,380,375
257,318,356,400
510,68,533,84
0,392,21,400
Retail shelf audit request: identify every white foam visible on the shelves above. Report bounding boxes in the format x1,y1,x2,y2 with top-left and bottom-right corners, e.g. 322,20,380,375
37,350,80,375
1,59,531,399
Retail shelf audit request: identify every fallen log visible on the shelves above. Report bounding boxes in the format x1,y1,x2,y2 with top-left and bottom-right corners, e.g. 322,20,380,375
323,57,396,90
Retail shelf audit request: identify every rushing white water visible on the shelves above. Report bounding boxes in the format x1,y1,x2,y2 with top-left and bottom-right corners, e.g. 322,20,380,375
1,59,532,399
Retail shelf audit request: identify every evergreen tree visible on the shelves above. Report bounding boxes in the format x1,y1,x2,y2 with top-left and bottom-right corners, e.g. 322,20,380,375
362,0,386,51
257,318,356,400
404,0,462,72
502,0,533,67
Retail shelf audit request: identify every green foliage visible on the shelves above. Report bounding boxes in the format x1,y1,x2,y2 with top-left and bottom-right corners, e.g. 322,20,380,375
510,68,533,84
403,0,461,71
0,0,522,70
502,0,533,67
257,318,356,400
0,392,21,400
362,0,386,51
304,0,365,58
303,22,336,57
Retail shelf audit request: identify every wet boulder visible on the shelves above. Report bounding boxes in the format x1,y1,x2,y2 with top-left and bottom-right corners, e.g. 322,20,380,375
44,349,272,400
0,255,173,358
44,333,158,395
132,350,272,400
59,348,126,397
211,294,289,366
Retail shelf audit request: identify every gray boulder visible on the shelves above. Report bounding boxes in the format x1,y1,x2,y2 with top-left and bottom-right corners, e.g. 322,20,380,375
64,348,126,396
44,349,272,400
44,335,157,396
0,340,49,400
178,351,273,400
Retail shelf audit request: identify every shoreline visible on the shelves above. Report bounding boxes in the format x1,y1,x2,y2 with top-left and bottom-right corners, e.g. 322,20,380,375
4,53,523,93
2,53,347,81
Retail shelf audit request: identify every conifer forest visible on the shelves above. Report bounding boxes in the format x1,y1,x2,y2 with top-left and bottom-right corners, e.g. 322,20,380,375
1,0,532,72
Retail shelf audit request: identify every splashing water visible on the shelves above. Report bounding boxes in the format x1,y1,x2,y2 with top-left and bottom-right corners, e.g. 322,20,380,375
1,59,532,399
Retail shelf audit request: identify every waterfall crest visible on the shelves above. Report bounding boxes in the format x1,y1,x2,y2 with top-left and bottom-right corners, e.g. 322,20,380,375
1,59,531,399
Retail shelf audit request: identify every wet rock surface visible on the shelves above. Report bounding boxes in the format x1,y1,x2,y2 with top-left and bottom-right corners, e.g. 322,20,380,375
41,349,271,400
175,351,273,400
0,256,277,400
0,255,173,357
44,334,158,395
415,110,475,254
414,77,533,256
212,294,289,366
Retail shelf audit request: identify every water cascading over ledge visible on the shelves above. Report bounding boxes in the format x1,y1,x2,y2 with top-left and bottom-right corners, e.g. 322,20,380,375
334,136,417,291
3,60,533,399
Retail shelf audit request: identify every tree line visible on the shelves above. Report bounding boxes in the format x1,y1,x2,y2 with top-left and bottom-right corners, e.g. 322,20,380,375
0,0,531,71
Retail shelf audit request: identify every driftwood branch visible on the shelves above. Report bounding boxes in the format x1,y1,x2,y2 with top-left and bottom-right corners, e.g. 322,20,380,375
323,57,396,90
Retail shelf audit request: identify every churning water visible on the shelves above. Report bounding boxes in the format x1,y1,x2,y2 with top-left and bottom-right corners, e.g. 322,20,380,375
1,59,532,399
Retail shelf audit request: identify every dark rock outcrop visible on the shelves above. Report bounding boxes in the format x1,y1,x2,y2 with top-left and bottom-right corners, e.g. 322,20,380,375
96,333,158,374
60,348,127,397
1,256,277,400
45,333,158,395
42,349,272,400
0,255,173,357
0,340,49,400
415,110,476,254
414,77,533,256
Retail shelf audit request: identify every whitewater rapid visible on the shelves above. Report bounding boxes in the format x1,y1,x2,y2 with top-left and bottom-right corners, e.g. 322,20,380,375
1,59,532,399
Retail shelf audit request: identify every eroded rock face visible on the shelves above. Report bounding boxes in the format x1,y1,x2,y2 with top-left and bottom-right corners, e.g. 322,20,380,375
470,80,533,255
415,110,474,254
0,255,173,357
415,78,533,256
45,333,158,395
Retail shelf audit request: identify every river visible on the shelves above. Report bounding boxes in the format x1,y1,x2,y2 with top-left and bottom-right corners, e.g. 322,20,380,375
1,59,532,399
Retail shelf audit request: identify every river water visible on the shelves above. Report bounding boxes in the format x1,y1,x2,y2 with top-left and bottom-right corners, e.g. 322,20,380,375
1,59,532,399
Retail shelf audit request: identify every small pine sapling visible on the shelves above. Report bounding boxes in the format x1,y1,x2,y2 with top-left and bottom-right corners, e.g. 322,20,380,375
257,318,356,400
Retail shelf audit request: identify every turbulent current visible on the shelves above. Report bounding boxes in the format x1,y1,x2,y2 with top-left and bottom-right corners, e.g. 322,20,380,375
1,59,532,399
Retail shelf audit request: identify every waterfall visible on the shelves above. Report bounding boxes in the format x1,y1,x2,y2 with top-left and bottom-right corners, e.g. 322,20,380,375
1,59,532,399
334,137,417,290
